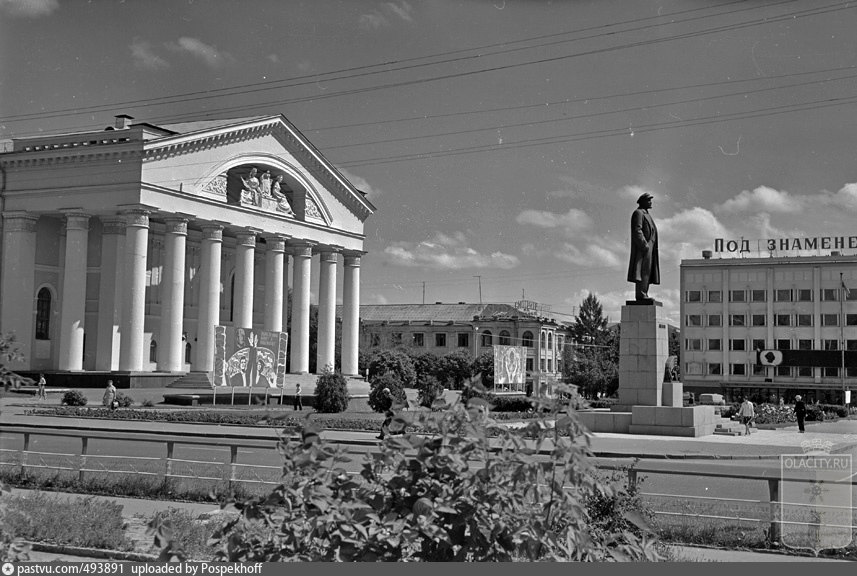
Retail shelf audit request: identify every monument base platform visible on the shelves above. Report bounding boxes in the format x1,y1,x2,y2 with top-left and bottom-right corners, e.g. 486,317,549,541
578,405,717,437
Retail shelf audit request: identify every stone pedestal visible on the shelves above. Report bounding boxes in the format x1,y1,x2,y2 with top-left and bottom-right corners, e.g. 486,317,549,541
663,381,683,407
615,302,669,410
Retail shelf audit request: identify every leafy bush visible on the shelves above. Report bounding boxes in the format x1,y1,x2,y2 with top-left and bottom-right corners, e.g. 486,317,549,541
416,374,444,409
0,481,30,562
410,350,444,383
0,332,27,392
115,392,134,408
587,397,618,409
490,395,533,413
471,350,494,388
148,508,225,561
460,381,495,406
440,349,474,390
368,372,407,413
192,384,661,562
142,398,155,408
367,349,416,388
0,491,131,550
62,390,88,406
314,368,350,413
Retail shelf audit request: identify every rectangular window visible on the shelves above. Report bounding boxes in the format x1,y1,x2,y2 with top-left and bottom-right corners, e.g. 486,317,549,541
775,289,792,302
526,358,533,372
686,315,702,327
413,333,425,347
547,359,553,372
777,366,792,377
847,287,857,301
686,290,702,302
391,332,403,346
457,333,469,348
822,288,838,301
798,339,813,351
540,358,546,371
797,289,813,302
730,339,746,351
708,339,721,351
822,314,839,327
730,314,746,327
776,339,791,350
708,363,722,375
752,339,766,352
686,339,702,351
847,314,857,326
797,314,813,327
798,366,813,377
731,364,746,376
847,339,857,351
825,367,840,377
435,333,446,347
752,314,766,327
752,364,766,376
730,290,746,302
775,314,791,327
751,289,767,302
708,314,721,327
708,290,722,303
823,339,838,351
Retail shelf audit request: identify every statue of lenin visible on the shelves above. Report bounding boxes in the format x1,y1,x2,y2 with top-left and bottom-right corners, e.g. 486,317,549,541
627,192,660,303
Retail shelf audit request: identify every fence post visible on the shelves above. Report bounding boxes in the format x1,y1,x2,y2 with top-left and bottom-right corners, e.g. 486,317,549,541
79,437,88,483
227,445,238,492
768,478,781,545
230,386,235,405
212,386,217,406
247,387,252,406
164,441,175,485
627,468,638,491
21,432,30,476
264,387,269,405
279,385,285,405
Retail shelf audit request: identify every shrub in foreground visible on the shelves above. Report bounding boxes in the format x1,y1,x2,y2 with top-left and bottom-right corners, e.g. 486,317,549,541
367,372,407,413
416,374,444,409
62,390,88,406
163,384,662,562
313,368,350,413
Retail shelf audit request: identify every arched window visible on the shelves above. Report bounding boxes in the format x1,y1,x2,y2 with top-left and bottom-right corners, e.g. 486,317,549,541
522,331,534,348
540,331,546,349
185,342,192,364
481,330,493,347
548,333,553,350
35,287,51,340
499,330,511,346
149,340,158,362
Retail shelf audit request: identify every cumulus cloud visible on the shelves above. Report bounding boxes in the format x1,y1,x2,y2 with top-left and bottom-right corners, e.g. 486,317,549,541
168,37,231,68
130,40,170,70
385,1,413,21
554,243,621,268
359,1,413,30
516,208,593,232
384,231,519,270
0,0,58,17
339,169,382,199
826,183,857,210
716,185,802,213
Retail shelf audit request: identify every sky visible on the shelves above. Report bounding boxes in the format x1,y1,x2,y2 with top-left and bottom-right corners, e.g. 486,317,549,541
1,0,856,326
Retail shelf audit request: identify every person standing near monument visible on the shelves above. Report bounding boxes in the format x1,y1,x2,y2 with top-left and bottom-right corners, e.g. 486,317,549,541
37,373,47,401
738,397,755,435
794,395,807,433
627,192,660,302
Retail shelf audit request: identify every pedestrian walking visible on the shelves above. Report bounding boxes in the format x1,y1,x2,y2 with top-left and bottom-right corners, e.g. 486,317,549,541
37,373,47,401
794,395,806,433
377,388,393,440
103,379,117,411
293,382,303,411
738,397,755,435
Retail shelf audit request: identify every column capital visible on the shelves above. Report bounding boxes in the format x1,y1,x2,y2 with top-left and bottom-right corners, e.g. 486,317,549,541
288,240,316,258
2,212,39,233
100,215,126,235
343,250,365,266
164,216,189,236
122,209,150,229
201,224,224,242
235,230,259,248
61,210,90,232
319,251,339,264
265,235,288,252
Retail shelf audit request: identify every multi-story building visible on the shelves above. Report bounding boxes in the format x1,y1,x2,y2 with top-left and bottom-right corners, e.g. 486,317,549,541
358,302,572,394
680,252,857,403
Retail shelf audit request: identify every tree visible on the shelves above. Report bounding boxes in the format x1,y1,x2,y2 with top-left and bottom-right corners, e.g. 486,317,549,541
367,350,416,388
314,367,350,413
471,350,495,389
408,350,444,384
566,294,619,398
439,350,473,390
573,293,610,346
0,333,27,392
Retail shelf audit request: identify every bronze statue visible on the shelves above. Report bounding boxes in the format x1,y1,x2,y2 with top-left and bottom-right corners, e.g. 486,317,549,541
627,192,660,302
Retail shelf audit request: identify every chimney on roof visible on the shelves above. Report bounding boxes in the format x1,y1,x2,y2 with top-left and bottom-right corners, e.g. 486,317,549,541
114,114,134,130
435,301,442,305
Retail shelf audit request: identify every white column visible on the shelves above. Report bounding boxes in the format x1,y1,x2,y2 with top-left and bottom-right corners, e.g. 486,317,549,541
289,241,314,374
95,216,125,370
0,212,38,370
196,224,223,373
118,209,149,371
159,217,188,372
264,235,286,332
342,251,362,376
233,231,257,329
316,249,339,373
58,212,90,371
281,251,290,335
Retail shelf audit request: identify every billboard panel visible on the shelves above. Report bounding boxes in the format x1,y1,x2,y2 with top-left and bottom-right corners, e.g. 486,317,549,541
214,326,288,387
494,345,525,391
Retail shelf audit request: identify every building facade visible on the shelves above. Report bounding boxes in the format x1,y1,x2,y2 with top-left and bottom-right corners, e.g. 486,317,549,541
0,114,374,385
680,253,857,403
358,303,571,393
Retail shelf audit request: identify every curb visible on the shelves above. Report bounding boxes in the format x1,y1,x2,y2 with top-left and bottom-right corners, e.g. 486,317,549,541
592,452,782,460
26,541,159,562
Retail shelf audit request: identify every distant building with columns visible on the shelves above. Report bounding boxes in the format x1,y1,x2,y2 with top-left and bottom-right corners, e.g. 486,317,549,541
0,114,374,386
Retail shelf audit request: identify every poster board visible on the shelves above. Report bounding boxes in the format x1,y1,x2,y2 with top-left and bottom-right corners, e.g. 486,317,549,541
493,345,525,393
213,326,288,387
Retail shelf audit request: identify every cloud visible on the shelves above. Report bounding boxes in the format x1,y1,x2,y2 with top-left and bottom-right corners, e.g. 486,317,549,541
385,1,413,22
358,13,388,30
516,208,594,235
554,243,621,268
0,0,58,17
826,183,857,210
384,231,519,270
339,169,382,199
359,1,414,30
168,37,231,68
130,40,170,71
716,185,802,213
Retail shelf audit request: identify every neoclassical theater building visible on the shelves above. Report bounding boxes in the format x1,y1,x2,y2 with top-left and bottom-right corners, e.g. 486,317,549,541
0,114,374,386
